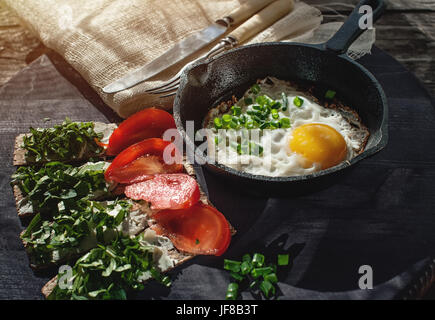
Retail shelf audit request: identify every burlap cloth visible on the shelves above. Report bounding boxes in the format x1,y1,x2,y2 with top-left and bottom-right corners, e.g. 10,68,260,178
3,0,374,118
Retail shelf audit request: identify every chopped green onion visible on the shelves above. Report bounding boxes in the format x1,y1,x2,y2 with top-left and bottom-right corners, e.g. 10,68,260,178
224,259,241,273
282,92,288,111
264,273,278,284
325,89,336,99
252,253,265,267
255,95,269,107
239,115,247,125
271,101,281,110
226,283,239,300
229,121,238,129
259,280,275,298
231,106,242,116
250,84,260,95
214,117,223,129
259,122,268,130
293,96,304,107
252,105,262,111
161,276,172,287
251,267,274,278
280,118,291,129
242,254,251,262
240,261,252,275
271,109,279,119
222,114,232,123
195,239,200,245
272,121,281,128
230,272,244,282
252,116,262,124
214,136,219,145
249,280,259,289
244,97,253,105
277,254,289,266
246,121,255,129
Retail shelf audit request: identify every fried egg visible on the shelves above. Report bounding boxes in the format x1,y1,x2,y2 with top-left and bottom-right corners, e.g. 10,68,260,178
204,77,369,177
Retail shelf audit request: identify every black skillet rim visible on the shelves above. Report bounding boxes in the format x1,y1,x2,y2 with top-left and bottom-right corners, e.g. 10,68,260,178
173,41,389,183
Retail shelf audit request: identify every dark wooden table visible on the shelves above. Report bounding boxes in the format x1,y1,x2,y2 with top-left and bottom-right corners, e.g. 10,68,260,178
0,0,434,299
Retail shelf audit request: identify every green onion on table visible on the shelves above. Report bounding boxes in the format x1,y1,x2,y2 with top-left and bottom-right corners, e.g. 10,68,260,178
223,252,291,300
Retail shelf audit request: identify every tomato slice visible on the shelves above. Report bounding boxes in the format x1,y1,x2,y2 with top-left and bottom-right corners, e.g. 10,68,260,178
105,138,183,184
151,203,231,256
106,108,176,156
125,174,200,210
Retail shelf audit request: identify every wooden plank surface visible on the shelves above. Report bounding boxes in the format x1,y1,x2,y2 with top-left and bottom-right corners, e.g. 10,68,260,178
0,0,434,299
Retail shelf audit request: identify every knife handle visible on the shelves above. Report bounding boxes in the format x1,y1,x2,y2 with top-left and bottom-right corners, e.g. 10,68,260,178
221,0,277,25
228,0,294,44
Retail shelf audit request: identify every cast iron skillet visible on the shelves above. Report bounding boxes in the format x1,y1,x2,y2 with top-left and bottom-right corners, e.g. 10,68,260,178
173,0,388,197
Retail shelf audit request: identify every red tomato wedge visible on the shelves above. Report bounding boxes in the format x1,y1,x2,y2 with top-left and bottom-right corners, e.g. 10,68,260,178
106,108,176,156
105,138,183,184
125,174,200,210
151,203,231,256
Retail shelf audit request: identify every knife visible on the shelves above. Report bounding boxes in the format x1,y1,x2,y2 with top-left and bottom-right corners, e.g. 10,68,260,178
103,0,277,94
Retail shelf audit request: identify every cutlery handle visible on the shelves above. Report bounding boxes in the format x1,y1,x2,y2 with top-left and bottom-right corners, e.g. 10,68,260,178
228,0,294,44
223,0,277,25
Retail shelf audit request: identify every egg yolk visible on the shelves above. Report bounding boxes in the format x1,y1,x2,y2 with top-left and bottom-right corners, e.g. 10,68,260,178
289,123,347,170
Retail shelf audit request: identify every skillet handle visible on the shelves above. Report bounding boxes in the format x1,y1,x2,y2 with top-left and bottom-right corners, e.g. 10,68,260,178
324,0,385,54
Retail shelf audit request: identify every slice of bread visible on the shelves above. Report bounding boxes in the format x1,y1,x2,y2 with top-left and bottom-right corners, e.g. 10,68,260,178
39,159,225,298
11,125,234,298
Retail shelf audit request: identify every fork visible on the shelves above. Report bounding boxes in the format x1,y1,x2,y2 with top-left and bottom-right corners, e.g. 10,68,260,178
146,0,294,98
145,38,235,97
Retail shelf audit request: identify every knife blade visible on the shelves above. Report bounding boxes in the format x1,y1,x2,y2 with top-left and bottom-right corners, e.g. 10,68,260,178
102,0,277,93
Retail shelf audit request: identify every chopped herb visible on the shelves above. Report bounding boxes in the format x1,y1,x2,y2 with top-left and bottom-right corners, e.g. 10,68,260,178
250,84,261,95
222,252,291,300
280,118,291,129
259,280,275,298
231,106,242,116
277,254,290,266
281,93,288,111
325,89,336,99
239,115,247,125
225,283,239,300
230,272,244,282
224,259,241,273
293,96,304,108
264,273,278,284
11,161,110,216
270,101,281,110
195,239,200,245
240,261,252,275
21,199,132,267
22,118,104,162
242,254,251,262
251,267,274,279
244,98,253,105
222,114,232,124
271,109,279,119
252,253,265,267
47,232,171,300
214,117,223,129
